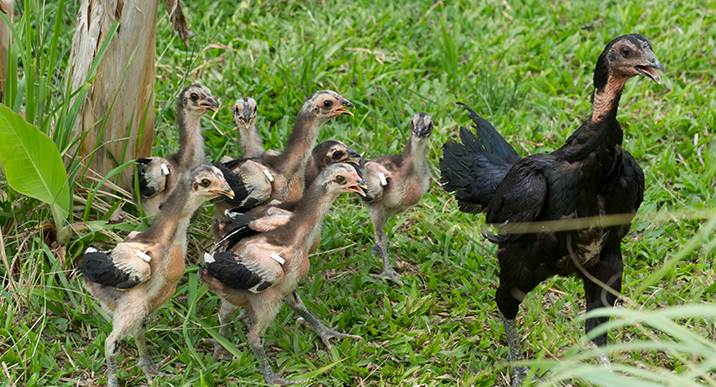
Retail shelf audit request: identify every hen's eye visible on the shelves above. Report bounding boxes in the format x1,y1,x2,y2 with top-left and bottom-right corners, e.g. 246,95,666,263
620,46,632,58
190,93,199,101
336,175,346,184
323,99,333,108
201,178,211,187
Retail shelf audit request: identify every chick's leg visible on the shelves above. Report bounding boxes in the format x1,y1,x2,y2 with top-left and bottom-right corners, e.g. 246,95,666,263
285,291,361,348
369,211,403,285
134,320,162,381
105,330,125,387
212,301,238,360
105,299,148,387
247,294,306,386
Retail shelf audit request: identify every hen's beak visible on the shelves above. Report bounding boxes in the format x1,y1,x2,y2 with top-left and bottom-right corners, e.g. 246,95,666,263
635,58,664,85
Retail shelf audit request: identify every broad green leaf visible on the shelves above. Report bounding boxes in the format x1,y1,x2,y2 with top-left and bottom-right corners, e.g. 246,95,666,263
0,103,69,226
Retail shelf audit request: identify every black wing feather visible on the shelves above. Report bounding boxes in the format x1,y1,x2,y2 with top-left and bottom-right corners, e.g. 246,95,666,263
134,158,159,198
484,155,552,243
79,250,144,290
214,162,260,208
203,251,272,291
222,210,260,250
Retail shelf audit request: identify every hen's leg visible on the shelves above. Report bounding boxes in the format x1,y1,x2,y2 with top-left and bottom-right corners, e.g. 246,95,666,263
496,287,530,387
496,252,544,387
583,244,623,370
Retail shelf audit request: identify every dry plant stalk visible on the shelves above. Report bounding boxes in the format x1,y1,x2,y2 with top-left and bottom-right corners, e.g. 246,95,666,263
67,0,193,189
0,0,12,101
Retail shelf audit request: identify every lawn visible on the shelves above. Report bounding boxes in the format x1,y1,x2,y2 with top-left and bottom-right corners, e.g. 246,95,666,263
1,0,716,386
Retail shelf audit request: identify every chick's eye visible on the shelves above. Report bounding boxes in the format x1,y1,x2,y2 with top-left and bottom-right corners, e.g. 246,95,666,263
333,151,343,160
323,99,333,108
201,178,211,187
336,175,345,184
190,93,199,101
620,46,632,58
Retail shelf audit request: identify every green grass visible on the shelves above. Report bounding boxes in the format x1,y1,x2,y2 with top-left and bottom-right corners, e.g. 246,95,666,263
2,0,716,386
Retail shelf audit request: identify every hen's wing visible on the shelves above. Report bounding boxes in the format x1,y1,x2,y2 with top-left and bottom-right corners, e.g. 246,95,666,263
484,155,554,242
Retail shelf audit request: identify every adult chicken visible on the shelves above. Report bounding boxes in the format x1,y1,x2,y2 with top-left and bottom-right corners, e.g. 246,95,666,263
199,163,366,385
80,165,234,387
440,34,663,385
134,84,218,219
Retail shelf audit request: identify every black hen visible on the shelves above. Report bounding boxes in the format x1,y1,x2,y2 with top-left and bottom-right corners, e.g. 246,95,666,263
440,34,663,386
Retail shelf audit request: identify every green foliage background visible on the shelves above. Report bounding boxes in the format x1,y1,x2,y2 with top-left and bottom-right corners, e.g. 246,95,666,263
1,0,715,386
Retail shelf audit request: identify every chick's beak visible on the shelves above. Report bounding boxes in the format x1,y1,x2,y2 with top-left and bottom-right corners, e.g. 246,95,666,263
334,97,355,117
344,148,362,165
243,107,253,125
415,121,428,138
357,180,368,196
203,97,220,112
346,168,367,197
213,182,234,199
348,179,368,197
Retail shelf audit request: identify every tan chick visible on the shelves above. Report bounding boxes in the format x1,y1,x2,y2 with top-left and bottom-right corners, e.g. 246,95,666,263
199,163,366,385
361,113,434,285
79,165,233,387
134,84,219,220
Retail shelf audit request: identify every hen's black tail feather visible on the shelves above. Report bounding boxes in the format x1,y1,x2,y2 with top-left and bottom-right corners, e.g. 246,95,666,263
439,103,521,213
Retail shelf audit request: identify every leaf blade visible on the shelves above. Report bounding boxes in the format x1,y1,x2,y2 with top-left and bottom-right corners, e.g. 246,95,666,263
0,103,69,223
